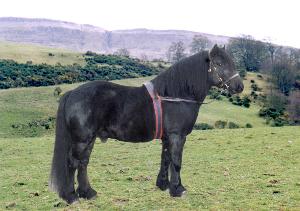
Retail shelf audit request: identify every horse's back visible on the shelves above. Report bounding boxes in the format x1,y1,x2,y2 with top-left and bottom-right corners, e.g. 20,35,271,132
63,80,154,142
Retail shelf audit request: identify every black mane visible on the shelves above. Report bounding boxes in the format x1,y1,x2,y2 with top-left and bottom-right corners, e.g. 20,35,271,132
151,51,210,101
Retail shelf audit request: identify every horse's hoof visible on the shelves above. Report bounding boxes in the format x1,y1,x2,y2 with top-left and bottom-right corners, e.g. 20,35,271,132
77,188,97,200
64,193,79,205
156,179,170,191
169,185,187,197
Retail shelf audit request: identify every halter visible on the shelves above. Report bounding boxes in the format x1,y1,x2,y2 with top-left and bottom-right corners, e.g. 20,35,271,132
208,62,240,90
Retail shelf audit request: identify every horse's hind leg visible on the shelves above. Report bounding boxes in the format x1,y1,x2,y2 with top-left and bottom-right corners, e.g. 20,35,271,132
156,139,171,191
73,138,97,200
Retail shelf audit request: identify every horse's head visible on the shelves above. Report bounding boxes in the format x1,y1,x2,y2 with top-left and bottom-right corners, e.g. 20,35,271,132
208,44,244,94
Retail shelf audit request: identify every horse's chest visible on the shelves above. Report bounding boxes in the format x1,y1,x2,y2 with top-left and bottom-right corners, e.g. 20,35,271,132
162,103,199,135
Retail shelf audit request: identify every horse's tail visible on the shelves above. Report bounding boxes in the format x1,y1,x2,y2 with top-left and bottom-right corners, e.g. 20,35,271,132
49,91,72,197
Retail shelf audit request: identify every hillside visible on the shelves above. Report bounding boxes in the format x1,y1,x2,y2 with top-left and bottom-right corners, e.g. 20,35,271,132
0,73,267,138
0,17,229,59
0,41,85,65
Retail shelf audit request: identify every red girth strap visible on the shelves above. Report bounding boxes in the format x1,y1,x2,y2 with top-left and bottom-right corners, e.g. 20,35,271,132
143,82,163,140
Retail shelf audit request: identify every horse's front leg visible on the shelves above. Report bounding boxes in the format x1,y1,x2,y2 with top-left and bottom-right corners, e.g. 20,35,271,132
168,134,187,197
156,139,171,191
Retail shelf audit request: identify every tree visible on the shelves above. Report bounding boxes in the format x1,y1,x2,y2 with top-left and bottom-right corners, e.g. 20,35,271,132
287,90,300,124
114,48,130,57
166,41,186,64
271,62,295,95
140,54,148,62
190,35,212,54
227,35,268,72
266,89,287,112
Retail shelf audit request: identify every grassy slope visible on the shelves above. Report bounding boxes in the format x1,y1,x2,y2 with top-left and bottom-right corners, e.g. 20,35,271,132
0,41,85,65
0,74,266,138
0,127,299,210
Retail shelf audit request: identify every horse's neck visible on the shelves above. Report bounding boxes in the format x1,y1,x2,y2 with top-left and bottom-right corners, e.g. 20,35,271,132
152,74,210,103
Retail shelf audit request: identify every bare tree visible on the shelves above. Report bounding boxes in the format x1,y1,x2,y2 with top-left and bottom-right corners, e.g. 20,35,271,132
166,41,186,64
271,62,295,95
227,35,268,72
140,53,148,62
287,90,300,124
114,48,130,57
190,35,212,54
264,40,278,67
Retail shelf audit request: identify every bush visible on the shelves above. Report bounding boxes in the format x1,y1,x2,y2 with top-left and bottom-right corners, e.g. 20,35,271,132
251,91,258,99
251,83,259,91
193,123,214,130
54,87,62,96
215,120,227,129
257,74,263,79
230,95,251,108
250,79,255,83
245,123,253,128
11,117,56,137
259,107,282,119
0,54,160,89
208,88,222,100
271,117,288,127
228,122,240,129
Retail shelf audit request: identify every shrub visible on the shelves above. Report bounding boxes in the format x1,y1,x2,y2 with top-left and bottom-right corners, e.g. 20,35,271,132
54,87,62,96
242,96,251,108
11,117,56,137
228,122,240,129
214,120,227,129
257,74,263,79
245,123,253,128
250,79,255,83
259,107,282,119
0,53,160,89
193,123,214,130
251,83,259,91
251,91,258,100
230,95,251,107
271,117,288,127
85,51,97,56
208,88,222,100
48,53,54,56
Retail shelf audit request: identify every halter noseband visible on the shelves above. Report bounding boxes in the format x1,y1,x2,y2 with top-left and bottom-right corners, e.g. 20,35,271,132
208,63,240,90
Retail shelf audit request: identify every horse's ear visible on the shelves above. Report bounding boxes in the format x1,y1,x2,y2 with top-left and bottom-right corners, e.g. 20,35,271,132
222,45,226,50
209,44,218,60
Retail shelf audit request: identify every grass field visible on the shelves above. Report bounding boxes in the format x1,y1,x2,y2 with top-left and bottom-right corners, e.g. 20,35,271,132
0,127,299,210
0,41,85,65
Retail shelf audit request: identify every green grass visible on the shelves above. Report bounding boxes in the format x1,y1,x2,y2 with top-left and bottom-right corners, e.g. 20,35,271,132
243,72,268,96
0,126,299,210
0,41,85,65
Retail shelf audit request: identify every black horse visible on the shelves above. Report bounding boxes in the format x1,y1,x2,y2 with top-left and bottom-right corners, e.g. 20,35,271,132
49,44,244,204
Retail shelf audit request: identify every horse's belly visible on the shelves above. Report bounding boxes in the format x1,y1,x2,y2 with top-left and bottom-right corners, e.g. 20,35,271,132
107,120,153,142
